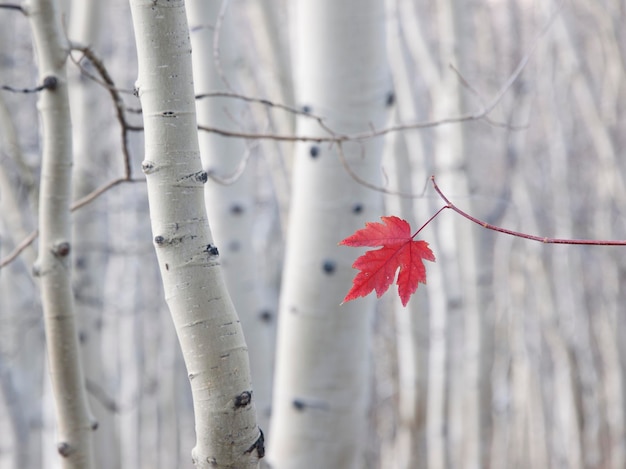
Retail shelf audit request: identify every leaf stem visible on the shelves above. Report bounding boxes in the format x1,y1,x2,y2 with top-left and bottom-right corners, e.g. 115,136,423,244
431,175,626,245
412,205,448,238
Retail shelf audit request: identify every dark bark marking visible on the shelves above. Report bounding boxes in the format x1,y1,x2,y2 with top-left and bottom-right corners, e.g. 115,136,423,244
385,91,395,107
322,259,336,274
141,160,156,174
204,244,219,256
230,203,244,215
52,241,71,257
57,442,72,457
244,428,265,459
259,310,273,322
234,390,252,409
352,203,363,214
292,399,306,411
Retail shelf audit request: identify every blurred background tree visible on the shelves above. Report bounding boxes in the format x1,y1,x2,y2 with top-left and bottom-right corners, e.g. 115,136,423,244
1,0,625,468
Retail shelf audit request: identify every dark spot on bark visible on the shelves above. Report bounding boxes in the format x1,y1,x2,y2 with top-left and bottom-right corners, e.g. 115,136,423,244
195,171,208,183
52,241,71,257
204,244,219,256
230,203,244,215
43,75,58,90
385,91,395,107
162,110,175,116
141,160,155,174
352,203,363,214
57,442,72,457
78,330,87,344
301,104,312,114
322,260,336,274
154,235,165,245
292,399,306,411
165,263,169,271
309,145,320,158
91,420,99,430
259,310,273,322
234,390,252,409
244,428,265,459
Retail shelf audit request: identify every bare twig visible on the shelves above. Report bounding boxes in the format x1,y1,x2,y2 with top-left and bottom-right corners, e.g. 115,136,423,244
336,143,423,199
70,45,134,178
431,176,626,245
213,0,233,90
196,91,318,119
0,229,38,268
0,177,143,268
1,76,58,94
0,3,25,13
71,177,142,211
194,3,553,145
206,139,259,185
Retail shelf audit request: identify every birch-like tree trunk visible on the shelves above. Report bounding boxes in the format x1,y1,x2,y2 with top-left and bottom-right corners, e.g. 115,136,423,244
186,0,273,433
430,1,482,467
67,1,119,467
128,1,262,467
29,0,96,467
268,0,389,467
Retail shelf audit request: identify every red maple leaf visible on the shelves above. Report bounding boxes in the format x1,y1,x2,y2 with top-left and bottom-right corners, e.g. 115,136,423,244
340,216,435,307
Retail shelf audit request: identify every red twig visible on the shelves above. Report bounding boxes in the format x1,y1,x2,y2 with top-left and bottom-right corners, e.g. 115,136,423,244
412,205,448,238
430,175,626,246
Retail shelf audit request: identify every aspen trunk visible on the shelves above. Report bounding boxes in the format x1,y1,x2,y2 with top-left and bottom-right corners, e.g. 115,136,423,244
128,1,262,467
29,0,96,466
186,0,274,432
268,0,390,467
67,1,120,467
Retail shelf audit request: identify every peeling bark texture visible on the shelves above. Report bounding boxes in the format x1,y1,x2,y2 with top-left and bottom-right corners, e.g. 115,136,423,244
29,0,96,467
268,0,389,467
128,1,261,468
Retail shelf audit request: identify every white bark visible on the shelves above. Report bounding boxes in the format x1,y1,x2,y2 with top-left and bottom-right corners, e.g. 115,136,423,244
67,1,120,467
431,0,482,467
268,0,389,467
128,1,262,467
28,0,96,466
186,0,273,433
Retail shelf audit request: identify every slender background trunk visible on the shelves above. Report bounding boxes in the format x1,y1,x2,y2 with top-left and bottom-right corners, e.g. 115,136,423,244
30,0,96,466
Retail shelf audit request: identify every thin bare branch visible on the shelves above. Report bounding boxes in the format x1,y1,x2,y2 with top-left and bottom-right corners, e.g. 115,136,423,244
70,177,142,211
0,229,38,268
0,3,25,13
431,176,626,246
213,0,232,90
206,140,258,185
196,91,316,118
70,45,134,178
336,143,423,198
0,177,144,269
1,76,58,94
